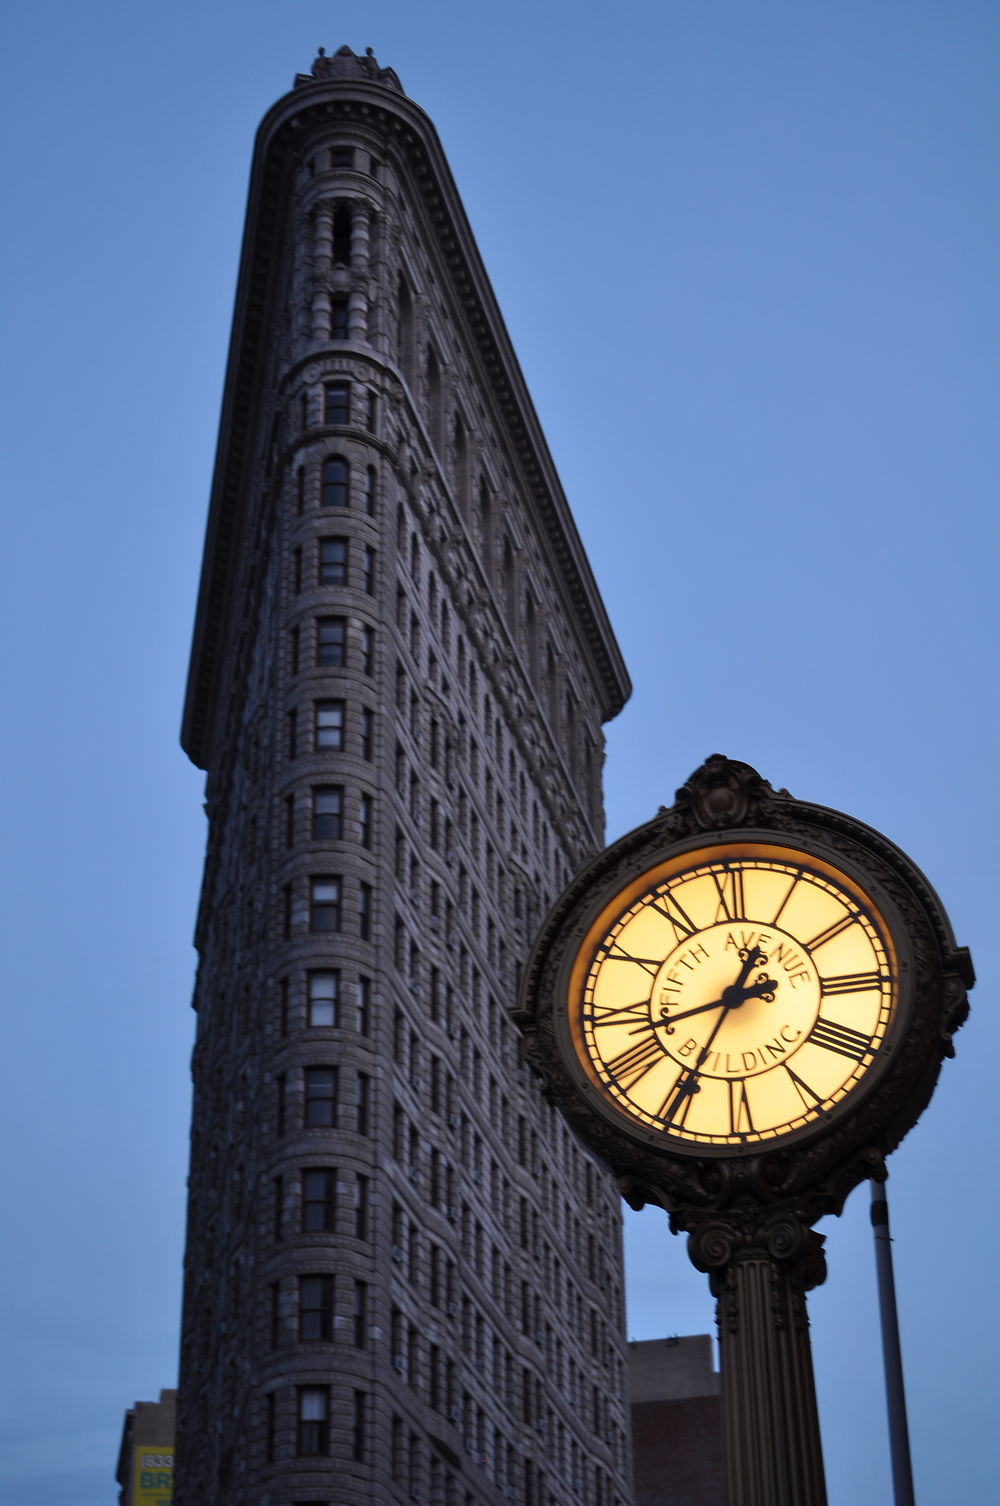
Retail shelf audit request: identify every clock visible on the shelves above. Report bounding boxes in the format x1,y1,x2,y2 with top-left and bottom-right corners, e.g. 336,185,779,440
567,840,899,1150
518,756,972,1194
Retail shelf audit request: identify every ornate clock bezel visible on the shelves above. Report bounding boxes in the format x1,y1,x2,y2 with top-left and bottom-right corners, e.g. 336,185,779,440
554,829,913,1158
516,756,972,1219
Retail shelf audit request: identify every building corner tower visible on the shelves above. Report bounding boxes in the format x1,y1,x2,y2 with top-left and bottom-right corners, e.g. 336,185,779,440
178,45,632,1506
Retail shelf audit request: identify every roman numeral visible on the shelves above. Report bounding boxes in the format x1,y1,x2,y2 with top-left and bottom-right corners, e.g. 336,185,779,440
712,866,746,923
658,1071,700,1127
599,946,664,976
820,971,886,996
805,912,856,953
807,1016,872,1063
584,1002,652,1028
785,1065,822,1110
605,1033,665,1089
728,1079,754,1135
651,890,697,942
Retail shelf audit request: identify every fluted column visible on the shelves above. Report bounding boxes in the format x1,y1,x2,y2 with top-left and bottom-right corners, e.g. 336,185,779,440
689,1210,828,1506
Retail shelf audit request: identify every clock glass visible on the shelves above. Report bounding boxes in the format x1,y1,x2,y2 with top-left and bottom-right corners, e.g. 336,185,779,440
567,842,899,1148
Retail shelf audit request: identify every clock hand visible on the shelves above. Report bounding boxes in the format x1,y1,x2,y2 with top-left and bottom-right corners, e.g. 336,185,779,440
660,948,777,1026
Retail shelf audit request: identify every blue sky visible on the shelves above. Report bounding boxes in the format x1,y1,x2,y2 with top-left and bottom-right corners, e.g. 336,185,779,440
0,3,996,1502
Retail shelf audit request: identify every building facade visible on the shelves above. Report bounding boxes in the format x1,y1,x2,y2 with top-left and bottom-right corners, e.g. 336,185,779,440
629,1339,724,1506
178,46,632,1506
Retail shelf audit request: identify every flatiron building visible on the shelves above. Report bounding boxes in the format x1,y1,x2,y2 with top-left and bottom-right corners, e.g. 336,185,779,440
178,45,632,1506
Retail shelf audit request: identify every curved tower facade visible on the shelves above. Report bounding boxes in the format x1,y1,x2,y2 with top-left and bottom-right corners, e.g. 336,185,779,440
179,46,632,1506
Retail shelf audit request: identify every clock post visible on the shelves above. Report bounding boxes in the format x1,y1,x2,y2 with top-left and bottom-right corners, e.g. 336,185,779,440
516,756,973,1506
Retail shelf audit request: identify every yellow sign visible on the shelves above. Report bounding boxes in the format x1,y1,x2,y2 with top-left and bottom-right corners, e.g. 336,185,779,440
133,1445,173,1505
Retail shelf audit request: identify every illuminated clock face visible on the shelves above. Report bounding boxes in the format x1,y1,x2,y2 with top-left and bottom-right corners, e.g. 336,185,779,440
567,842,899,1148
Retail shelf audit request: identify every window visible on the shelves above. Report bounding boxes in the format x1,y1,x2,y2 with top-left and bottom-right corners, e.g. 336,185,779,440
355,1073,371,1135
312,786,343,840
324,383,349,425
308,970,338,1027
288,707,298,759
330,145,354,169
361,624,375,676
302,1168,337,1231
304,1067,337,1128
352,1389,367,1463
358,882,372,941
310,878,341,931
297,1386,329,1456
355,1173,369,1238
366,388,378,432
299,1275,334,1340
332,206,352,263
360,707,374,759
315,699,344,750
289,624,300,675
292,545,302,593
317,617,346,667
296,464,306,511
364,464,377,515
331,296,349,338
322,455,349,507
319,537,348,585
266,1391,276,1463
353,1279,368,1347
357,975,372,1035
362,545,376,594
358,793,373,848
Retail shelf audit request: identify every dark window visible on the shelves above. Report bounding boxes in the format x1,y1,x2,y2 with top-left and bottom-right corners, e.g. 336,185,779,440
362,545,376,594
357,975,372,1035
366,389,378,432
332,206,352,263
319,537,348,585
330,146,354,169
324,384,349,425
305,1067,337,1127
312,786,343,840
293,545,302,593
289,624,300,675
352,1389,367,1463
273,1176,283,1241
299,1275,334,1340
308,969,338,1027
355,1173,369,1238
315,699,344,750
310,878,341,931
317,617,346,667
285,793,295,847
288,708,298,759
322,455,349,507
361,625,375,676
302,1168,337,1231
356,1072,371,1135
297,1386,330,1456
358,882,372,941
358,793,373,848
296,465,305,511
353,1279,369,1347
331,296,349,338
360,707,374,759
266,1392,276,1462
282,884,292,940
364,464,377,515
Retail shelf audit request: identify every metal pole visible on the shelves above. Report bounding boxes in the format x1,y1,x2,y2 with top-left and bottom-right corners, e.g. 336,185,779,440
870,1178,916,1506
